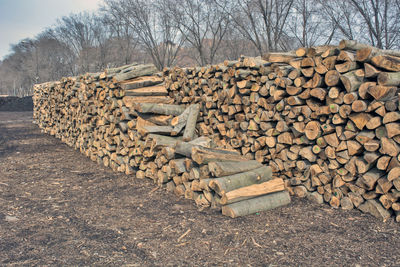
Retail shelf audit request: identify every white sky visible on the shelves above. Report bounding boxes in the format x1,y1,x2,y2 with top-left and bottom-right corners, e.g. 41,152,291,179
0,0,104,59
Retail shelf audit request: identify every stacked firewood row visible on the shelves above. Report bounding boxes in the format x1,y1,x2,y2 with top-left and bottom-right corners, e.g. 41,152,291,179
33,62,165,174
33,63,290,217
164,40,400,222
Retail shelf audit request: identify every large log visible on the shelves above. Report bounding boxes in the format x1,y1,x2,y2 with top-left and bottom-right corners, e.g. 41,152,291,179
220,178,285,205
209,166,272,195
208,160,263,177
119,76,163,90
262,52,297,63
183,104,200,141
124,85,168,96
377,72,400,86
123,96,174,106
221,191,291,218
371,55,400,72
114,64,158,82
133,103,185,116
358,199,392,221
171,105,192,136
174,137,212,157
191,146,247,165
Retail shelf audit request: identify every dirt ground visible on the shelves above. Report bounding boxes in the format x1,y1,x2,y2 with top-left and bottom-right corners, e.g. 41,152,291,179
0,96,33,112
0,111,399,266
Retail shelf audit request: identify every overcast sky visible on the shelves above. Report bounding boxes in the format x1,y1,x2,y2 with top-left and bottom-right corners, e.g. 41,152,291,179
0,0,104,60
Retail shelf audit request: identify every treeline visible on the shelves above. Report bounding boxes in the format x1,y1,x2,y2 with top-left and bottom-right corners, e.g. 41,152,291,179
1,0,400,96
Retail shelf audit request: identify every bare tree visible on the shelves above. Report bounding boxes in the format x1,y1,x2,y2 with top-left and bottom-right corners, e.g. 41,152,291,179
286,0,335,47
52,12,103,74
218,0,295,54
103,0,185,70
348,0,400,49
100,6,139,66
319,0,400,49
166,0,230,65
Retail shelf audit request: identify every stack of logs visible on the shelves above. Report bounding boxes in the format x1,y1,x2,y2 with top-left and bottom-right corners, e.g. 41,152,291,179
33,62,290,217
146,134,290,218
164,40,400,222
33,40,400,221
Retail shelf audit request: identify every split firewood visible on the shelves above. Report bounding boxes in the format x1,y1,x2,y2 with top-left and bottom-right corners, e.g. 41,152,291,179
220,178,285,205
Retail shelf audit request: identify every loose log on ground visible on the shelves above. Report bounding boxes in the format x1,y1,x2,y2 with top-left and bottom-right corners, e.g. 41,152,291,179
220,178,285,205
221,191,291,218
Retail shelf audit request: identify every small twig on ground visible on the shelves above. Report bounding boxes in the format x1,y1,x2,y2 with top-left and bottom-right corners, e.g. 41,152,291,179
148,187,159,194
251,237,263,248
177,228,191,243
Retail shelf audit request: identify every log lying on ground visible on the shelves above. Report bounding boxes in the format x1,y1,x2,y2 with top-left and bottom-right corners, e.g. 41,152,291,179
220,178,285,205
222,191,291,218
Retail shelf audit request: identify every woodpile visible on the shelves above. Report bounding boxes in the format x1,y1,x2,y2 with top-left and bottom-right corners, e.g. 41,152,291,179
153,136,290,218
33,40,400,222
164,40,400,222
33,62,290,218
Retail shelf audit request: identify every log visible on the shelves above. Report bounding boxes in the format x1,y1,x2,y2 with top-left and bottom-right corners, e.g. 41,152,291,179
141,125,173,135
371,55,400,72
262,52,297,63
367,85,397,101
134,103,185,116
356,46,400,62
123,96,174,106
120,76,163,90
148,134,179,148
305,121,321,140
358,199,392,221
191,146,247,165
339,40,370,50
208,160,263,177
114,64,158,82
106,62,139,74
221,191,291,218
174,137,211,157
377,72,400,86
386,123,400,138
364,63,380,78
124,85,168,96
171,105,192,135
183,104,200,141
388,167,400,181
340,70,363,92
220,178,285,205
209,166,273,195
